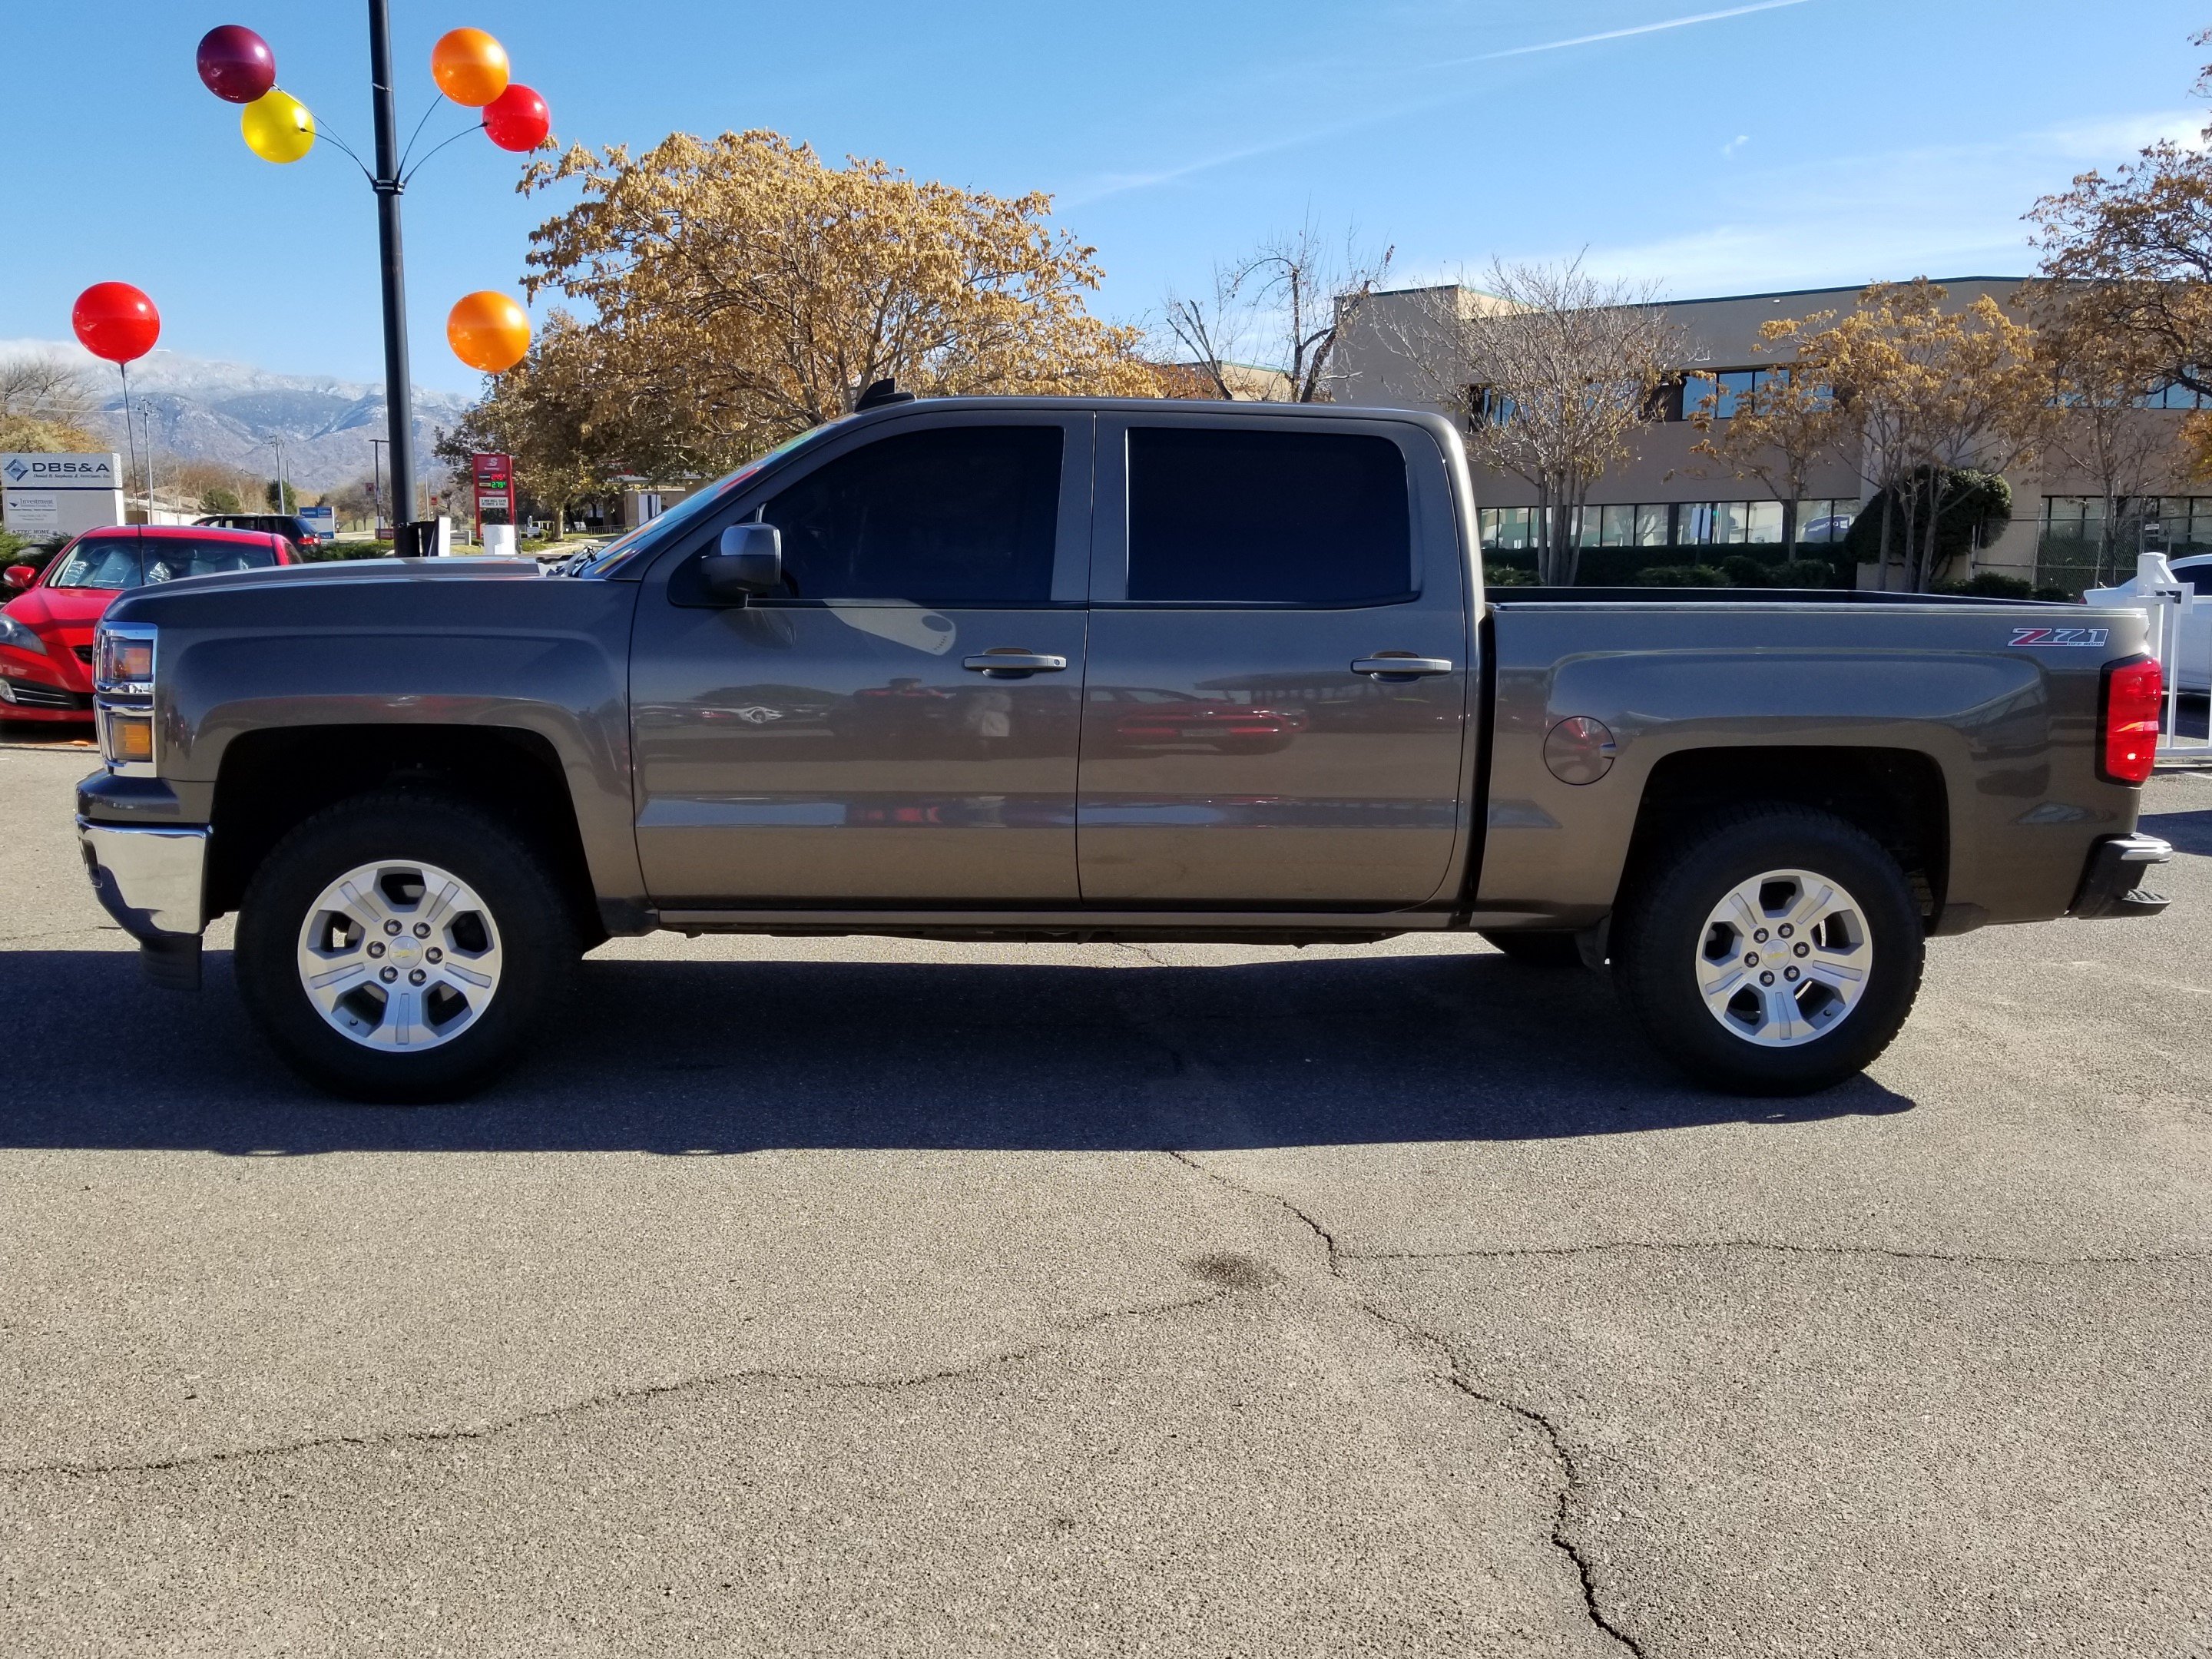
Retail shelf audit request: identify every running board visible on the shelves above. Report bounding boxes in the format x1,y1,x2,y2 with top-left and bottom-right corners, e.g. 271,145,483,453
654,906,1554,943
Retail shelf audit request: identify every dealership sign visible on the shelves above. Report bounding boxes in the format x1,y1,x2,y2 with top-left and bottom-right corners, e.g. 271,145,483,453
2,452,125,540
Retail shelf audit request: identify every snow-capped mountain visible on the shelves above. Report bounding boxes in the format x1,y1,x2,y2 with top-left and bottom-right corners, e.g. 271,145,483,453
2,340,475,491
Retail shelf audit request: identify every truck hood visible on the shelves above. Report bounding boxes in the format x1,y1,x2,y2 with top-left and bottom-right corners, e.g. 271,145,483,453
102,556,547,624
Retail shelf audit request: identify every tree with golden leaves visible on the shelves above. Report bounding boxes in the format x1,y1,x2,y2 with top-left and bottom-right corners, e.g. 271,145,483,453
2018,280,2184,584
515,131,1152,472
1789,281,2045,591
1687,313,1847,558
2028,33,2212,400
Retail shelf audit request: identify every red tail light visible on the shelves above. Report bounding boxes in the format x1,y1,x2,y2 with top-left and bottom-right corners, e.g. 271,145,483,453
2100,656,2162,784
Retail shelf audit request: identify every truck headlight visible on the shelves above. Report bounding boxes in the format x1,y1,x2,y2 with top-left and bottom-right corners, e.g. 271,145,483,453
94,621,158,773
96,625,155,690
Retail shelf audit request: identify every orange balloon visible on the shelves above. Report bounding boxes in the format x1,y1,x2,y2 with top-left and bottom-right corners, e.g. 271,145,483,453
446,291,531,373
430,28,509,107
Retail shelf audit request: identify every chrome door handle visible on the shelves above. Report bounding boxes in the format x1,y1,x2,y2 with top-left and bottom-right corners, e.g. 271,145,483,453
1351,657,1453,678
962,651,1068,676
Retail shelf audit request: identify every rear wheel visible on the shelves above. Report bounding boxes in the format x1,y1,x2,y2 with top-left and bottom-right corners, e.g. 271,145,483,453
1612,807,1922,1094
235,794,578,1102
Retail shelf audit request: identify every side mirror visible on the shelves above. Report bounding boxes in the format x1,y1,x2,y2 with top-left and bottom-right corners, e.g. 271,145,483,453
700,523,782,603
3,565,34,591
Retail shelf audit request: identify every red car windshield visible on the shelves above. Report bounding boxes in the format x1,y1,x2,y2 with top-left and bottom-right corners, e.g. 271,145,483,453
48,535,280,590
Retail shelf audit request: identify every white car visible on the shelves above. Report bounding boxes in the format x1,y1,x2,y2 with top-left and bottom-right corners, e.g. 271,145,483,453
2083,553,2211,692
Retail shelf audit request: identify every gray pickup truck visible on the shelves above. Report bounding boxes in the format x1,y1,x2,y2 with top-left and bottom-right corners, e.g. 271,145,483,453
75,399,2174,1101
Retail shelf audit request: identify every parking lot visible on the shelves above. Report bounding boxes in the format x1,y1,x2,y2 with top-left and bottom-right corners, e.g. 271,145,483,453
2,730,2208,1657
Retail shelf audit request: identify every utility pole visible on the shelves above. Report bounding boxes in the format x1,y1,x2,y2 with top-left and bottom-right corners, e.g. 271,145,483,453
367,0,419,552
369,436,386,535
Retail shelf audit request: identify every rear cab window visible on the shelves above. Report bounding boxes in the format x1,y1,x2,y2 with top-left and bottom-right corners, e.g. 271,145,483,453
1124,426,1413,605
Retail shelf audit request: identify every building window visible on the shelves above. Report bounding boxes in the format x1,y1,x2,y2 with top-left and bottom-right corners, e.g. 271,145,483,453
2045,495,2212,551
1469,386,1517,426
1796,498,1856,542
2142,379,2212,410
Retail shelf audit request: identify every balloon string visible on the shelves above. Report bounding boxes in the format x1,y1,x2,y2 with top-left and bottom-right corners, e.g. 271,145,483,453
397,91,449,174
118,361,144,525
310,121,378,186
402,121,488,187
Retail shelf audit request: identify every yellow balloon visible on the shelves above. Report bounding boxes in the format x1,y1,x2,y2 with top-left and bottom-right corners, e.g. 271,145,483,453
241,88,315,164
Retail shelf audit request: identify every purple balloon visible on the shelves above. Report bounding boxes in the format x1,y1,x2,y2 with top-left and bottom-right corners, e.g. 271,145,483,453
197,25,276,104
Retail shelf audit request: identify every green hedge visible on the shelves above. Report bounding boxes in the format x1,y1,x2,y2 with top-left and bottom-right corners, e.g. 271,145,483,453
1483,543,1847,587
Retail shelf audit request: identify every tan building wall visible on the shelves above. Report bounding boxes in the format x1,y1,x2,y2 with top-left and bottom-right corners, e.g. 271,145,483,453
1327,277,2205,588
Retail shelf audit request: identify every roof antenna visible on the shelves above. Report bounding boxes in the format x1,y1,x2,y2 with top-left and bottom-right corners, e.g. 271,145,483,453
854,377,916,412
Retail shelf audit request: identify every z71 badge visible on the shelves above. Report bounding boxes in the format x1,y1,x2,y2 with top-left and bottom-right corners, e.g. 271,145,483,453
2008,626,2109,647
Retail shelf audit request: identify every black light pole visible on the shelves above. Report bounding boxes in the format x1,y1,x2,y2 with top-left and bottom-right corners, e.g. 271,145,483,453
366,0,420,553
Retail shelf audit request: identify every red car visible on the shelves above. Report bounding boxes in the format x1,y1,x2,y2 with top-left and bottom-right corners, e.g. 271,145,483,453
0,525,296,723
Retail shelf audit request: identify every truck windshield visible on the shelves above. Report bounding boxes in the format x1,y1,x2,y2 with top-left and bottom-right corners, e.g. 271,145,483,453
566,423,839,578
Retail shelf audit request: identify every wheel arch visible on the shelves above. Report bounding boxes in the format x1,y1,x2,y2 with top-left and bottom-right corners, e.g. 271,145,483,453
207,724,608,946
1621,746,1951,926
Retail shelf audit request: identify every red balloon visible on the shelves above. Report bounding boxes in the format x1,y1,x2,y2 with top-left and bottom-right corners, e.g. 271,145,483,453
482,82,550,153
72,283,161,365
197,25,276,104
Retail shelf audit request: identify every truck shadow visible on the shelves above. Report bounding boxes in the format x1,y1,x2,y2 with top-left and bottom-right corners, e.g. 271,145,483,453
0,945,1913,1154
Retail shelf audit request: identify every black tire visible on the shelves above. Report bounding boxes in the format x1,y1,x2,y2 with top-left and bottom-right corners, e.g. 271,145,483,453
1612,806,1923,1095
234,793,579,1103
1479,929,1586,968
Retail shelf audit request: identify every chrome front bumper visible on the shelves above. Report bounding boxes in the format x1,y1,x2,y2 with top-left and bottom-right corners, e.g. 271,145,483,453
77,817,209,988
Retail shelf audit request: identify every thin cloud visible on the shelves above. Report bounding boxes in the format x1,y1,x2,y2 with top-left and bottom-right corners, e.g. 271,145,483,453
1452,0,1816,65
1065,0,1818,206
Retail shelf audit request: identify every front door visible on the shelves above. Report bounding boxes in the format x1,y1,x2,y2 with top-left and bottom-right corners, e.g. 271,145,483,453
630,414,1091,905
1078,415,1471,906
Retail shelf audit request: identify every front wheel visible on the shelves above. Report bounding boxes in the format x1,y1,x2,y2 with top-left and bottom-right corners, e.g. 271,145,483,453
1611,807,1923,1095
234,794,579,1102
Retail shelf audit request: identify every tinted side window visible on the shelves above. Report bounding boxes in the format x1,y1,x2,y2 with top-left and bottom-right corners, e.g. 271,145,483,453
1126,427,1412,604
759,426,1062,604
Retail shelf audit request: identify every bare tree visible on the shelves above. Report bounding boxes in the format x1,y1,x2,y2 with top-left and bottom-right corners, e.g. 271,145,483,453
0,353,102,452
1161,220,1392,402
1376,257,1681,584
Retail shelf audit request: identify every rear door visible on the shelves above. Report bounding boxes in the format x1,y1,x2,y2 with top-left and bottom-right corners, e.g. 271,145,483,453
1078,414,1470,906
629,412,1092,905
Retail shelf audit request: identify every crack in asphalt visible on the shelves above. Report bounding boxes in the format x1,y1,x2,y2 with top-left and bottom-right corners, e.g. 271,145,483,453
1346,1238,2212,1270
1165,1147,1641,1656
1360,1299,1647,1659
1111,942,1178,969
0,1291,1222,1482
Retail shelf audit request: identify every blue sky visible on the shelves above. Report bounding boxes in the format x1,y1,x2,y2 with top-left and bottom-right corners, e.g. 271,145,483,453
5,0,2205,393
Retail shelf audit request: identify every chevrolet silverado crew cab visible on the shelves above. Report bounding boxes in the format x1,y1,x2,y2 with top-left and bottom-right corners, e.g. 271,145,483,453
75,399,2174,1101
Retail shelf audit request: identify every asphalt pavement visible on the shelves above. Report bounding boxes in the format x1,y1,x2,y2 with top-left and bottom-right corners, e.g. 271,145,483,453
2,731,2207,1657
